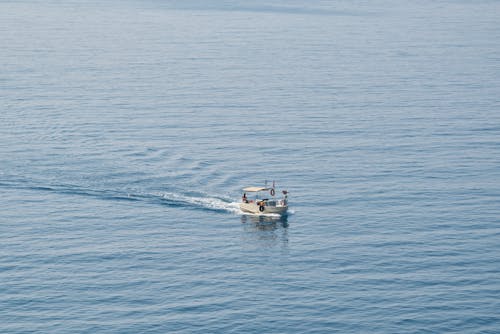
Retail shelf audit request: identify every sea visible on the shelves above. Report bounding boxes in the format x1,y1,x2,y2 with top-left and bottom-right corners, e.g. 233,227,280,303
1,0,500,333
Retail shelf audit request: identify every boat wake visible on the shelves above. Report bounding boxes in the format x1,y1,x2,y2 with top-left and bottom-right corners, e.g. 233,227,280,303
155,191,242,214
0,178,291,216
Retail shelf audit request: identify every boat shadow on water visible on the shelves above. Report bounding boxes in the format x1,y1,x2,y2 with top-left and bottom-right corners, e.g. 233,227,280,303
240,214,289,229
240,214,289,249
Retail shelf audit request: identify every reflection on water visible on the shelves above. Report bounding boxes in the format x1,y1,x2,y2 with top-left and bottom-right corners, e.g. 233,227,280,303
240,214,289,249
240,214,289,227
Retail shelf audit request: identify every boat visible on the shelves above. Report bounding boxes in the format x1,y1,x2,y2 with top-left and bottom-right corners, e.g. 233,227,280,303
239,182,288,215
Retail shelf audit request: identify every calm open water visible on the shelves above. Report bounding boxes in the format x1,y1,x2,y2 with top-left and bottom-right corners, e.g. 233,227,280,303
1,0,500,333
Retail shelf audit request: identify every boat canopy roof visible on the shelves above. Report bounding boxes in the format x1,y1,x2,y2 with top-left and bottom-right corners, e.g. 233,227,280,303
243,186,270,192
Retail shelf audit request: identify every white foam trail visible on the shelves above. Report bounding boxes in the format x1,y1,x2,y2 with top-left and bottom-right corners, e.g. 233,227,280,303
158,191,242,214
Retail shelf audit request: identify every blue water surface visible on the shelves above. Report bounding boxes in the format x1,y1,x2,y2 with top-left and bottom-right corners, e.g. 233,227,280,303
1,0,500,333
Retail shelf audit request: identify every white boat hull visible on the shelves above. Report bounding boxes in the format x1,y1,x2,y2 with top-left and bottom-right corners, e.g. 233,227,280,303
239,202,288,215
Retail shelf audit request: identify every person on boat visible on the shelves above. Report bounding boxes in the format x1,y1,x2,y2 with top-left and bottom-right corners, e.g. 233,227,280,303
242,193,248,203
